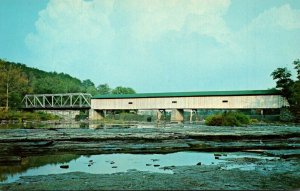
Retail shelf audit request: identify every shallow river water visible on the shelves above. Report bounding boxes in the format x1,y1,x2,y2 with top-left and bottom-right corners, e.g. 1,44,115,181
0,151,277,184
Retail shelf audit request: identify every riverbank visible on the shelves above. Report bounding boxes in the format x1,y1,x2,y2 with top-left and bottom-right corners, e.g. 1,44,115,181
0,124,299,190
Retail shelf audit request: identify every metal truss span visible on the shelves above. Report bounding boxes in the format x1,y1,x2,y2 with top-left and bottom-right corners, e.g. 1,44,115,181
22,93,92,109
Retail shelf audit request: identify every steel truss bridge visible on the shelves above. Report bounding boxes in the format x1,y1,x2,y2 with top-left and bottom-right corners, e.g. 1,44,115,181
22,93,92,109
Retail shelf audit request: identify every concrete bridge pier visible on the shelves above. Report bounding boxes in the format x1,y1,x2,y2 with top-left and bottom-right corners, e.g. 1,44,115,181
89,109,105,120
156,109,166,122
194,109,200,122
189,109,199,123
171,109,184,123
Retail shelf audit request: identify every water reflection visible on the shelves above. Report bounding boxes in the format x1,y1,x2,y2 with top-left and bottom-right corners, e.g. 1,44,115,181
0,154,80,182
0,121,187,130
0,152,276,184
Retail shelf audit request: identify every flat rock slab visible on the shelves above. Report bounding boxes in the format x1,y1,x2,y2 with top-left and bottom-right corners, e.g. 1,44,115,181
0,125,299,142
0,125,300,157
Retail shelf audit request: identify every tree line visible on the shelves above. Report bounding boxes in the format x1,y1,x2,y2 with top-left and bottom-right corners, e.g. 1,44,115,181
0,59,135,110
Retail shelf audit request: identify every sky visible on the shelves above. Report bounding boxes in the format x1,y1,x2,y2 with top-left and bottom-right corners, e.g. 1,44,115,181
0,0,300,93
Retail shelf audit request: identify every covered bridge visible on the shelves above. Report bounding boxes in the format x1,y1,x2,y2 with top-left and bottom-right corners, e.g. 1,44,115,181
89,90,288,122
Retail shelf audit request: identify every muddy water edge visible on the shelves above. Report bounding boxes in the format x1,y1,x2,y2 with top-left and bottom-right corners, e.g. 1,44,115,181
0,124,300,190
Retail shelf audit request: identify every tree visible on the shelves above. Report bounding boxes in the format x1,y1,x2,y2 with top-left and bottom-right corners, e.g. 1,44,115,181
0,60,29,110
81,79,97,95
33,77,65,94
82,79,95,90
111,86,136,94
271,59,300,122
270,67,294,99
291,60,300,122
86,86,98,95
293,59,300,80
292,81,300,104
97,84,111,95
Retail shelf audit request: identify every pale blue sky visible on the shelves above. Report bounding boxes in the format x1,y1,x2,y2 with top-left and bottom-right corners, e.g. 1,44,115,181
1,0,300,93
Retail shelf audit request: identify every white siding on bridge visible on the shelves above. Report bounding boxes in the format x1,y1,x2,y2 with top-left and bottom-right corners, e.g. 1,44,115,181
91,95,288,110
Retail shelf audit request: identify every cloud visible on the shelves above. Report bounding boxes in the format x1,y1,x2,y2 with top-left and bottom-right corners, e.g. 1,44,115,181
25,0,232,82
229,3,300,87
112,0,231,44
25,0,300,92
236,4,300,56
26,0,115,71
249,4,300,30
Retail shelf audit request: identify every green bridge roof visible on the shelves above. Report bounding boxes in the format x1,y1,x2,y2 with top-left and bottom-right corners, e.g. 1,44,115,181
92,89,281,99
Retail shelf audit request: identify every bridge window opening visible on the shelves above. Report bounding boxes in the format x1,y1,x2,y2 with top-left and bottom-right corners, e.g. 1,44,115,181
128,102,133,104
172,101,177,103
222,100,228,103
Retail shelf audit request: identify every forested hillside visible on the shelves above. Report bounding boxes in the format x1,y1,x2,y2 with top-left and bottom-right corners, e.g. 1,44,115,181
0,59,135,109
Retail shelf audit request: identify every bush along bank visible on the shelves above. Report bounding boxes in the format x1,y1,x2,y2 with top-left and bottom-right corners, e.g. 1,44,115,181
205,111,250,127
0,110,60,122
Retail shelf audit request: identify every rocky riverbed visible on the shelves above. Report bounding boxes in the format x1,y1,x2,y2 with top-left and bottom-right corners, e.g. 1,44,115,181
0,124,300,190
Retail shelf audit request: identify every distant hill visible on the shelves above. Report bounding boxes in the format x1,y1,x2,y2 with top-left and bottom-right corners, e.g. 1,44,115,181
0,59,92,109
3,60,84,94
0,59,135,109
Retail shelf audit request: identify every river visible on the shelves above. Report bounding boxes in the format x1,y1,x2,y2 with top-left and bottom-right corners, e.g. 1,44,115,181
0,122,299,190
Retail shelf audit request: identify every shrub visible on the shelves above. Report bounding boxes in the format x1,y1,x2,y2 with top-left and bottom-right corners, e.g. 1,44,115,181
0,109,8,120
0,110,59,121
205,114,223,126
222,113,241,126
250,118,259,124
23,112,39,120
232,112,250,125
205,111,250,127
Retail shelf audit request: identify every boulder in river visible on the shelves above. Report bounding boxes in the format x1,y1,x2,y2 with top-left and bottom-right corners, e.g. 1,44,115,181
214,153,222,157
60,165,69,169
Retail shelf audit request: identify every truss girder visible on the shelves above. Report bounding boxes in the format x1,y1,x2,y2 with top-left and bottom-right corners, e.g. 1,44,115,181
22,93,92,109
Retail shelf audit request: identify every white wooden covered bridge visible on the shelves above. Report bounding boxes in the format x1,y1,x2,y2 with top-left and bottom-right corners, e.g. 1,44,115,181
89,90,288,122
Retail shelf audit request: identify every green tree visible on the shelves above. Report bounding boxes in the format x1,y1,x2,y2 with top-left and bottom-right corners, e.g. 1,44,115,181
271,67,294,99
0,60,29,110
294,59,300,80
33,77,64,94
111,86,136,94
82,79,95,90
81,79,97,95
291,60,300,122
271,59,300,122
292,81,300,104
97,84,111,95
86,86,98,95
